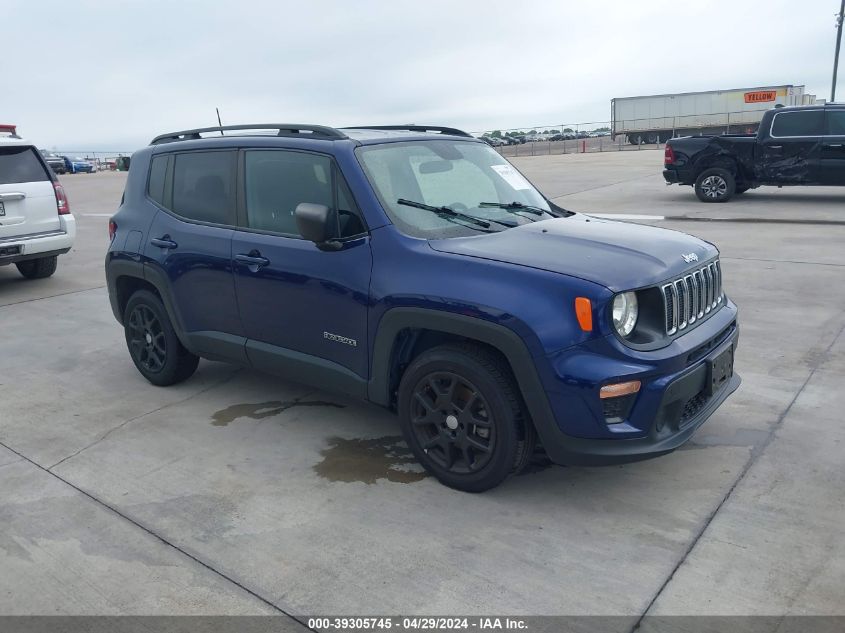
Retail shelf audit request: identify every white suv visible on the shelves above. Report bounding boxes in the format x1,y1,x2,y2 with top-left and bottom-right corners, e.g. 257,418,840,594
0,125,76,279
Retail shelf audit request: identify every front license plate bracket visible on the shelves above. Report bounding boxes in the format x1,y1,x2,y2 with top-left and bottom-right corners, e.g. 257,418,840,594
707,345,734,396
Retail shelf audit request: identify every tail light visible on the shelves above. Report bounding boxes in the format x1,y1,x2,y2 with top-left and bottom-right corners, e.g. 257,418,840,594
53,182,70,215
664,144,676,165
108,220,117,242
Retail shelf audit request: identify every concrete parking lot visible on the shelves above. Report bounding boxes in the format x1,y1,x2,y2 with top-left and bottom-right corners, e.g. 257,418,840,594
1,151,843,625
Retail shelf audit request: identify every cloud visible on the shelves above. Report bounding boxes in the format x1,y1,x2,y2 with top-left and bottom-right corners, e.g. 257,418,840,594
5,0,839,150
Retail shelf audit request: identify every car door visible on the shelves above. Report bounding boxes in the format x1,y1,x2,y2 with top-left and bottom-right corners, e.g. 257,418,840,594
759,109,824,184
142,150,246,361
820,109,845,186
232,148,371,391
0,145,61,245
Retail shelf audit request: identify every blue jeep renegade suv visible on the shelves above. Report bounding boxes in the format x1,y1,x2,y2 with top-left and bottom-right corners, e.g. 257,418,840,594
106,123,740,492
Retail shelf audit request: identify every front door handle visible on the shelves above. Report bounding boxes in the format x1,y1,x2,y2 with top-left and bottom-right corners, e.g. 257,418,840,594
150,236,178,249
768,145,783,150
235,251,270,271
824,143,843,148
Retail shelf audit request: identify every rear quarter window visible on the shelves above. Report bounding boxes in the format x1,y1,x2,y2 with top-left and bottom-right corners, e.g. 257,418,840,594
147,154,168,205
171,151,236,225
771,110,824,137
0,146,50,184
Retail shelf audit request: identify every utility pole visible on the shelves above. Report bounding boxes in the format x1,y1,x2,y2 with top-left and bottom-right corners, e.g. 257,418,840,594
834,0,845,101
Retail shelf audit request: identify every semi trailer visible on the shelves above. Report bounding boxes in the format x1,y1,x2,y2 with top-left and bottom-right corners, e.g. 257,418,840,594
611,85,819,144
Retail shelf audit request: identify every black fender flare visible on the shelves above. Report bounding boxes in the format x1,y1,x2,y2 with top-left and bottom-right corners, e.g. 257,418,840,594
106,257,192,351
367,307,565,454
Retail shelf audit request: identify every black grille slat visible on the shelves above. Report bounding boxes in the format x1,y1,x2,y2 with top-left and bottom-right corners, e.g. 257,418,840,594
676,280,687,329
715,261,723,304
663,284,676,334
685,275,696,324
693,271,704,318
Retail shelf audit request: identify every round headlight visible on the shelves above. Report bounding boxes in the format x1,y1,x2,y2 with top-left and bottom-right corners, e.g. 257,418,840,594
612,292,638,337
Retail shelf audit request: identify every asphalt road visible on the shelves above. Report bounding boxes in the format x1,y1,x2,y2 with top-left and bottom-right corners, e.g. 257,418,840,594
1,156,843,626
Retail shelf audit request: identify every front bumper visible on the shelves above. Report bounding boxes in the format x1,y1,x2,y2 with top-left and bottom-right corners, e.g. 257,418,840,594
535,302,740,466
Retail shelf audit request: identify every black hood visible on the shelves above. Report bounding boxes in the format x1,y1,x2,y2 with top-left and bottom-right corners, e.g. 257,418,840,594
428,214,717,292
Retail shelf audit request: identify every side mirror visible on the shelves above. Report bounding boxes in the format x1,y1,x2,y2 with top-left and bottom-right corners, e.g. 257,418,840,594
295,203,341,250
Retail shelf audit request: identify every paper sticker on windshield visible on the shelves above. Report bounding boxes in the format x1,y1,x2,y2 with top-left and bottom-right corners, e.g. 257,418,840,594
491,164,532,190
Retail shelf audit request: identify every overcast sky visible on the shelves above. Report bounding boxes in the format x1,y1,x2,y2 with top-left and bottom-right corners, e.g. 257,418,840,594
6,0,842,151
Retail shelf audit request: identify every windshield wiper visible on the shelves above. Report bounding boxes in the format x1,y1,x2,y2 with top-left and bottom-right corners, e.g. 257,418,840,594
396,199,516,229
478,201,548,216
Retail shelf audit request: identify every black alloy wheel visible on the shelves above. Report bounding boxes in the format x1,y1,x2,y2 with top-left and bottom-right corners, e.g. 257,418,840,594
123,290,199,386
398,343,535,492
127,304,167,374
409,371,496,474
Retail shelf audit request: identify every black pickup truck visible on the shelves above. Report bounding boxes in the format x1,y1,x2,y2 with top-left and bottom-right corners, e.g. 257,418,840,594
663,104,845,202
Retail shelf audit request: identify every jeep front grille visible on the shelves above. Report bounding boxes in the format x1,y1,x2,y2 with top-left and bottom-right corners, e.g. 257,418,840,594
662,260,722,335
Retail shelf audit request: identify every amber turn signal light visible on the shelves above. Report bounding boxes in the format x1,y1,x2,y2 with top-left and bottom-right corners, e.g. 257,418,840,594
599,380,642,399
575,297,592,331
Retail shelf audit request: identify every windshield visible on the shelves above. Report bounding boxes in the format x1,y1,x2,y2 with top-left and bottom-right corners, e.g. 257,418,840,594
356,140,556,238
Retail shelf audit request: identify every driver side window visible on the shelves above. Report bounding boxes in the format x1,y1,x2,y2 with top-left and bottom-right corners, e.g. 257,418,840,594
243,150,365,238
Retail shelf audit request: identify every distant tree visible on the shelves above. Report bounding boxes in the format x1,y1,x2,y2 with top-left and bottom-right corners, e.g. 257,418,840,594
594,126,611,132
563,127,574,133
490,130,503,138
528,129,538,134
549,129,560,134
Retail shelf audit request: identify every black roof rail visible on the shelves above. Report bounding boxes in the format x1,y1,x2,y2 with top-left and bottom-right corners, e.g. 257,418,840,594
149,124,348,145
342,125,473,138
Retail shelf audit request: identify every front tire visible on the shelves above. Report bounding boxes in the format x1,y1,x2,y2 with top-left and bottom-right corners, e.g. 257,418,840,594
694,168,735,203
16,256,57,279
397,343,535,492
124,290,199,386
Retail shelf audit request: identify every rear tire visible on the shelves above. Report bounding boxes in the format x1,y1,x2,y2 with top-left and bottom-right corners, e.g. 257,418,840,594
397,343,535,492
124,290,199,386
694,168,735,203
16,256,58,279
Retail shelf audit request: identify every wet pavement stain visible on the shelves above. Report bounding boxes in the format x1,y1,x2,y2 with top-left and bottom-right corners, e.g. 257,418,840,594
212,400,345,426
313,436,427,484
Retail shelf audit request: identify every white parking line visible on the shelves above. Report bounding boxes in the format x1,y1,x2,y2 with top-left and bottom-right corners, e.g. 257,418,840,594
586,213,665,221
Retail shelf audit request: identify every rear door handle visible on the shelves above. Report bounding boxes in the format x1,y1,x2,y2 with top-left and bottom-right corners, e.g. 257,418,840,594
825,143,843,148
768,145,783,149
150,236,178,249
235,251,270,271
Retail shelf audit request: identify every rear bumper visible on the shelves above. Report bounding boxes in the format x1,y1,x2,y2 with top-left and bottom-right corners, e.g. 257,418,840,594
663,167,695,185
0,215,76,265
662,169,680,183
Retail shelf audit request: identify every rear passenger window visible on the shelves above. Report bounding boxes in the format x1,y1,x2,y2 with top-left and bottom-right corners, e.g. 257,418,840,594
771,111,824,137
0,147,50,184
825,111,845,135
147,155,168,205
171,151,235,224
244,151,333,235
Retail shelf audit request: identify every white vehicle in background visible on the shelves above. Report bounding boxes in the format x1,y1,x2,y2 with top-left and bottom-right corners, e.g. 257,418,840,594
0,125,75,279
